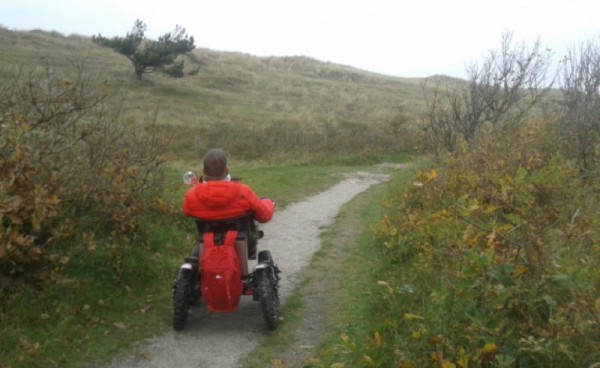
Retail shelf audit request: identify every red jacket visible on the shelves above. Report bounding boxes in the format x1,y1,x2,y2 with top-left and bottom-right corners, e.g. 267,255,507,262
182,180,274,223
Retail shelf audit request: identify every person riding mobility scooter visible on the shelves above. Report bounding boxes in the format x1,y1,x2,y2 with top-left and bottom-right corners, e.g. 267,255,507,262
172,149,281,331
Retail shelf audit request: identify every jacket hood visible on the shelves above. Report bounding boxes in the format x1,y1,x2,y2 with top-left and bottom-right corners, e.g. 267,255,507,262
193,181,241,208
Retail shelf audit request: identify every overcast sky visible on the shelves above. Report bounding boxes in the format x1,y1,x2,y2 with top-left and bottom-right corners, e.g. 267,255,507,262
1,0,599,79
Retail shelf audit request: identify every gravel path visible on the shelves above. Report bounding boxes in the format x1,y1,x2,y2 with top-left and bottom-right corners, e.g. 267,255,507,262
95,171,390,368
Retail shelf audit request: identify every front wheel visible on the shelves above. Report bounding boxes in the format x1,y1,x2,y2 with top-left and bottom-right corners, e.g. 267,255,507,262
256,268,280,330
172,271,193,331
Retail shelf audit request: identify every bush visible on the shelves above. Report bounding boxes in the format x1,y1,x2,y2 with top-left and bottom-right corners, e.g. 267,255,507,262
421,33,554,156
375,119,600,366
0,59,168,281
560,36,600,178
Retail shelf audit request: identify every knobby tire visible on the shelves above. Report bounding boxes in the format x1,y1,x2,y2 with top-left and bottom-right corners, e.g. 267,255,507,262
256,269,280,330
172,274,192,331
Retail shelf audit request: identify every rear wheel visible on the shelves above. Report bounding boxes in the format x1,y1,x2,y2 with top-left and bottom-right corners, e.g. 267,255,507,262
172,271,193,331
256,267,280,330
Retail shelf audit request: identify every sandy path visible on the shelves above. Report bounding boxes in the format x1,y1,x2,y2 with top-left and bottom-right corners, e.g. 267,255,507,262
95,171,390,368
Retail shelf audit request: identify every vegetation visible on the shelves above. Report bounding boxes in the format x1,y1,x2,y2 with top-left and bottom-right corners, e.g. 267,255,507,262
92,20,196,79
560,38,600,175
372,124,599,367
421,32,556,155
0,160,381,368
242,165,409,368
0,57,167,281
304,36,600,367
2,25,600,368
0,28,416,367
1,26,424,160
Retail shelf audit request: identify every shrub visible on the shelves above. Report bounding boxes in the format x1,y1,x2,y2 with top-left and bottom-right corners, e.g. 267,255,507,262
421,33,554,155
376,118,600,366
0,59,168,281
560,36,600,179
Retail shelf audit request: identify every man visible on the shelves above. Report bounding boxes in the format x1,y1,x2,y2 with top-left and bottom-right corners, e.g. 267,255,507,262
182,148,275,221
181,147,275,274
178,148,275,316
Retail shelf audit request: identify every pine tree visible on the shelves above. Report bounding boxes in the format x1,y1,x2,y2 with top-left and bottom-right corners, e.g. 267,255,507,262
93,20,195,80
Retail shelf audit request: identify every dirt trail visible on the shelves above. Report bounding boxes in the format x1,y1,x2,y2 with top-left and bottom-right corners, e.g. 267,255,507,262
95,171,391,368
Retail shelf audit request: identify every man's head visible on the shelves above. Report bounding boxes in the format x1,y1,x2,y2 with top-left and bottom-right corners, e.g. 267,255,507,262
203,148,229,180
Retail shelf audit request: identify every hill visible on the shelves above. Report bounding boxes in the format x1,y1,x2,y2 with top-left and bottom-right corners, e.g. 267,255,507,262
0,27,457,160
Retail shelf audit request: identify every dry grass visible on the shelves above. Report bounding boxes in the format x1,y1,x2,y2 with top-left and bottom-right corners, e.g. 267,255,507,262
1,27,459,161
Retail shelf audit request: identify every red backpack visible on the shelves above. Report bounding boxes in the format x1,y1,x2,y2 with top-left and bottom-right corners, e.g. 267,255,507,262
200,230,243,313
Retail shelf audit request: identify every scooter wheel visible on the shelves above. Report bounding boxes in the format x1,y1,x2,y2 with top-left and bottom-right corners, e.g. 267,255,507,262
172,272,192,331
256,268,279,330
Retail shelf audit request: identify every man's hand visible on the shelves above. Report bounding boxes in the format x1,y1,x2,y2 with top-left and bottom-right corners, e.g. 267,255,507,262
261,197,276,207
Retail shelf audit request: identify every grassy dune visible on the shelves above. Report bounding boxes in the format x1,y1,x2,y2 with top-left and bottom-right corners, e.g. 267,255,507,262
1,26,456,161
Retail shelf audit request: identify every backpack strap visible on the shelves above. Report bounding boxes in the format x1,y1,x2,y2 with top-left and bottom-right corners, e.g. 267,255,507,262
202,230,239,249
224,230,238,247
203,232,215,249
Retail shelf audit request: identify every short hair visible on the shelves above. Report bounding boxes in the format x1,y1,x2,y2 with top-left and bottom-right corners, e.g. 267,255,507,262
203,148,228,179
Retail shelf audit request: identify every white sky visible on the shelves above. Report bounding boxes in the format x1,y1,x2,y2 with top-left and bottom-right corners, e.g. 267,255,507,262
1,0,599,79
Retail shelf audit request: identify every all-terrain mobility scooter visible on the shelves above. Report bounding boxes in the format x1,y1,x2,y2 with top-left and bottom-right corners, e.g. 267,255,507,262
172,172,281,331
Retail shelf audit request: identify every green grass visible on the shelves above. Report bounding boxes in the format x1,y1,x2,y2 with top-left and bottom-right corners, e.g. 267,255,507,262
0,216,186,368
0,246,173,367
167,152,411,208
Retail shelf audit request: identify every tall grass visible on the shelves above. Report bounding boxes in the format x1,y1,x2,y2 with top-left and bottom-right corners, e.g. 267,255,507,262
1,27,433,162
